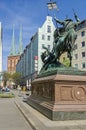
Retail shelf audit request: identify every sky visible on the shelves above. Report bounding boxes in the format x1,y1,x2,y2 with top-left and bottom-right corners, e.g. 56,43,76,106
0,0,86,71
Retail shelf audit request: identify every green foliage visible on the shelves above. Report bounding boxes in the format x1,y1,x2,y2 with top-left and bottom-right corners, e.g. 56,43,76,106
62,58,70,67
3,71,11,86
3,71,22,86
0,92,15,98
12,72,21,85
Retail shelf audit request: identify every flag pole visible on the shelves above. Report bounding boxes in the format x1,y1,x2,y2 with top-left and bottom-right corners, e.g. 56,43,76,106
47,0,59,48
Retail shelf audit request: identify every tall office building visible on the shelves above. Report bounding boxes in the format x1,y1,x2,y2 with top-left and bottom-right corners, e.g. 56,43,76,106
0,22,2,72
16,16,55,85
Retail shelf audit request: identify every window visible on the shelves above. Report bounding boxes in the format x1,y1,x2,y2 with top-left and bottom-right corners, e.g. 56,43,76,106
75,64,78,69
12,60,14,67
8,60,10,67
47,25,51,33
74,54,78,59
48,45,50,50
42,44,45,49
10,60,12,67
81,41,85,47
82,62,85,68
82,52,85,57
47,35,50,41
74,44,77,50
42,34,45,40
81,31,85,37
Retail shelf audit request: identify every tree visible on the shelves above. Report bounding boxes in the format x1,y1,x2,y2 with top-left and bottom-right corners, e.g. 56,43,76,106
12,72,21,85
3,71,11,86
3,72,22,87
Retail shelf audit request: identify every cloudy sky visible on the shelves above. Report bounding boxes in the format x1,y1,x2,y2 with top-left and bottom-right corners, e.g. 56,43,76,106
0,0,86,71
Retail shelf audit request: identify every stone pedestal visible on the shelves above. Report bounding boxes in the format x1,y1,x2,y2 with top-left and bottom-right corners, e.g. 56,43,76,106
27,74,86,120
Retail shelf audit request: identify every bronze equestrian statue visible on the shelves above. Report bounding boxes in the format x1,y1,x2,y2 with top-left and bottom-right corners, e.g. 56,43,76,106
41,12,81,71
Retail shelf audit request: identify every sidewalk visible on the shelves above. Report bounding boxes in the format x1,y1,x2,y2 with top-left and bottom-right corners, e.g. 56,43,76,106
14,96,86,130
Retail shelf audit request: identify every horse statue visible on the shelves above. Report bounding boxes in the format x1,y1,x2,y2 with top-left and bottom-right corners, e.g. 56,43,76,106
53,13,80,66
40,12,81,71
41,46,56,71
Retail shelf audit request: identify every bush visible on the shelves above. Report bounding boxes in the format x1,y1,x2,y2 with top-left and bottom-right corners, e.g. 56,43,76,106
0,92,15,98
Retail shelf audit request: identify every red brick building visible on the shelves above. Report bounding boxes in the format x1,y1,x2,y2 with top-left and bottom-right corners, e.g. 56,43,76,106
7,26,23,74
7,55,20,74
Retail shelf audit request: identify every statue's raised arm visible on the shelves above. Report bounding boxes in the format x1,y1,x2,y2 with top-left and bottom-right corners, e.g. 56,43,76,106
54,17,65,25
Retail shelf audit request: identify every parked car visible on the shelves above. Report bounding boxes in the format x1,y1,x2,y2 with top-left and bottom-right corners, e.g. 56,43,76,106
2,87,6,91
2,87,10,92
6,87,10,92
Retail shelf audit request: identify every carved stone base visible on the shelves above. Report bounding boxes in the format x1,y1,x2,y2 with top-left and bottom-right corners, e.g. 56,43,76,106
27,74,86,120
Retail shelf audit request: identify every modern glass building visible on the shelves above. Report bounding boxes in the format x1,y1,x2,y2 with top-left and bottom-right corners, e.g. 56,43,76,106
16,16,55,85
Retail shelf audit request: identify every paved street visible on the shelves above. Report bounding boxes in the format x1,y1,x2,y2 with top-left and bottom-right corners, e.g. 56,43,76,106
0,92,33,130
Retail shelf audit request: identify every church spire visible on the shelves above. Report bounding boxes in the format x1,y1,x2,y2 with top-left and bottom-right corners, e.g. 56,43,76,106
18,25,23,55
10,25,16,56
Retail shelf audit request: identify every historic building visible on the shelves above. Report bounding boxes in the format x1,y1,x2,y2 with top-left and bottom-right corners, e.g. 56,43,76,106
16,16,55,85
72,20,86,71
58,20,86,70
7,26,23,74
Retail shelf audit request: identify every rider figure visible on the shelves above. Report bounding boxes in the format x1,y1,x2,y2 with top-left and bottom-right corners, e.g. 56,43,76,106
40,13,81,71
54,13,80,44
53,13,81,63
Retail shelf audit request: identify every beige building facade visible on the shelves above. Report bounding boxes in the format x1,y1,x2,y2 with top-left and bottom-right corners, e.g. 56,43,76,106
72,20,86,71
